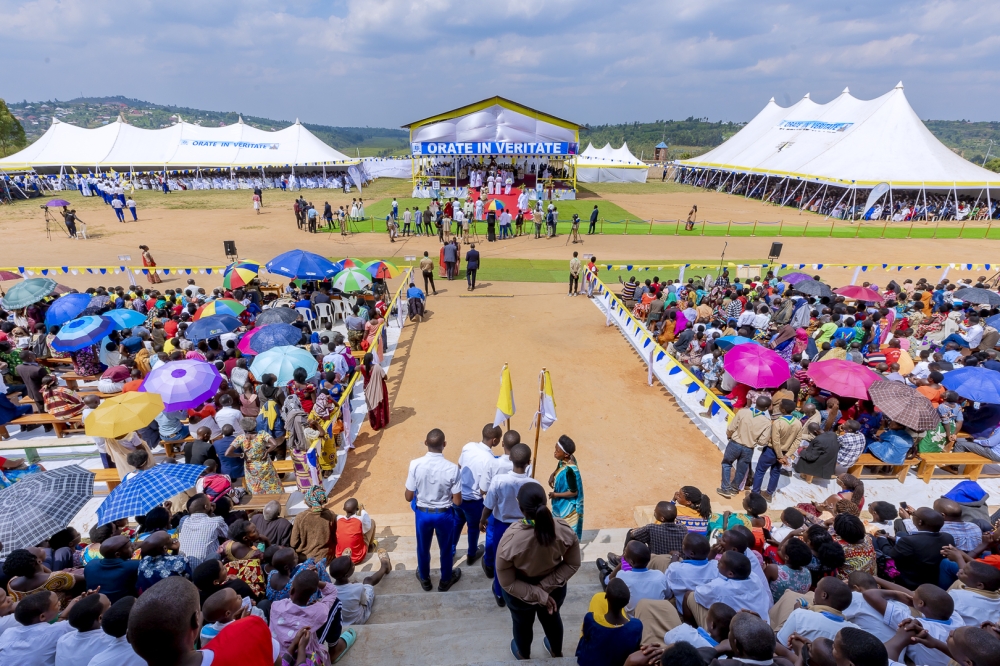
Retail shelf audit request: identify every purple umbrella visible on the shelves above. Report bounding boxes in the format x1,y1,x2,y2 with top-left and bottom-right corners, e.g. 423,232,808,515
46,199,72,208
140,360,222,411
780,272,814,285
722,344,790,389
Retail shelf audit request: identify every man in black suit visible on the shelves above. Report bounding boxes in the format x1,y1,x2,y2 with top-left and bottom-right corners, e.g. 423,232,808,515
875,507,954,589
465,243,481,292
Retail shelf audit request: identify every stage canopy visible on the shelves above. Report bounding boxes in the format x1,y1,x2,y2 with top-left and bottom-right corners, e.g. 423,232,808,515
576,142,648,183
0,116,358,172
679,83,997,191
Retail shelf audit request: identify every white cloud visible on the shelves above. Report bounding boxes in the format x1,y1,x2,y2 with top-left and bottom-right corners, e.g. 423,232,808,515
1,0,999,125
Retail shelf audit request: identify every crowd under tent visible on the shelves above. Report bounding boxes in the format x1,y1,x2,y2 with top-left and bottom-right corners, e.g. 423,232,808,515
403,96,583,199
677,83,998,219
0,116,359,183
575,142,648,183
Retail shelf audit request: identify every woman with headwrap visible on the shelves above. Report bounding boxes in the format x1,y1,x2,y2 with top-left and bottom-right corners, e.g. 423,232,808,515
290,485,336,561
361,353,390,431
309,393,342,472
771,325,798,362
282,394,311,492
548,435,584,539
235,416,283,495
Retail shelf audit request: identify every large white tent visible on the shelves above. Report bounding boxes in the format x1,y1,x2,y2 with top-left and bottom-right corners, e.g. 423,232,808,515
575,142,648,183
679,83,997,192
0,116,357,172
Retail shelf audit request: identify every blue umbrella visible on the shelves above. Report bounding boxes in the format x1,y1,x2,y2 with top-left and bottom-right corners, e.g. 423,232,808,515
249,323,305,353
716,335,757,351
51,315,115,352
96,464,206,525
44,293,92,328
249,345,319,384
942,366,1000,404
103,309,147,331
184,314,242,342
266,250,339,279
987,314,1000,329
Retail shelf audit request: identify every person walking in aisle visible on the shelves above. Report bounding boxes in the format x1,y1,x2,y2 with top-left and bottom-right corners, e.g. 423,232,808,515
405,428,463,592
126,196,138,221
111,196,125,223
497,482,581,659
466,243,480,292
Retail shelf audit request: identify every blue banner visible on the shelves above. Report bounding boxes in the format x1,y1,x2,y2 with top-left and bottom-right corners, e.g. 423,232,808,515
411,141,578,156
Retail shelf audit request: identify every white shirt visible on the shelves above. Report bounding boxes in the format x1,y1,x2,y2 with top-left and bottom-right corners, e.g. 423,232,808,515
215,407,245,435
844,592,896,642
405,452,461,509
694,577,770,621
962,324,984,349
883,600,962,666
617,568,668,612
0,620,74,666
337,509,373,533
777,608,859,645
111,198,123,209
193,415,222,438
56,629,115,666
457,441,497,500
0,614,17,640
949,586,1000,627
484,472,540,523
335,582,372,626
663,623,715,648
736,311,757,328
665,559,720,603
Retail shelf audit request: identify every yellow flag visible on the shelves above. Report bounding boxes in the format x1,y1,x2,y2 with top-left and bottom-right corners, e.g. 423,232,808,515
494,363,515,427
538,370,557,430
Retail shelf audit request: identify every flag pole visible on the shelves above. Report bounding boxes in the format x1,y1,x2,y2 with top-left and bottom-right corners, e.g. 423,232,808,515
530,368,545,478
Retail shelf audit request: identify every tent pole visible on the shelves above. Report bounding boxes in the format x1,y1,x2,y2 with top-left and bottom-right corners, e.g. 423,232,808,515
781,180,804,207
825,186,851,220
922,185,928,221
953,182,958,220
888,183,893,220
987,184,993,225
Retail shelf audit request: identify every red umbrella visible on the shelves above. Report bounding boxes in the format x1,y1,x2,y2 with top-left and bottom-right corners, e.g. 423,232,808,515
808,359,881,400
722,344,790,389
835,285,883,302
0,271,21,281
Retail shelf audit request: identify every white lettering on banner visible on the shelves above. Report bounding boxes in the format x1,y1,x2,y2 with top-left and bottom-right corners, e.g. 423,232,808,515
179,140,280,149
777,120,853,132
410,141,578,156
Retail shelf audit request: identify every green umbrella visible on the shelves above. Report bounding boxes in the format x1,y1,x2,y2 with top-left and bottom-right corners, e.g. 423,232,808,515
1,277,57,309
331,268,372,293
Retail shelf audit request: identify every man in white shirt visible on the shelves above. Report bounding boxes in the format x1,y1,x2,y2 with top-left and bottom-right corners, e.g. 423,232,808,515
479,430,532,495
684,551,770,627
480,443,539,604
214,395,244,435
81,596,145,666
54,593,114,666
455,424,501,566
110,196,125,222
777,577,858,645
942,315,985,350
405,428,463,592
0,590,77,666
608,541,668,614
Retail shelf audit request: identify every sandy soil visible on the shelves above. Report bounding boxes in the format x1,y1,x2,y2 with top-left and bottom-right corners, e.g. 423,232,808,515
1,192,996,292
328,281,724,528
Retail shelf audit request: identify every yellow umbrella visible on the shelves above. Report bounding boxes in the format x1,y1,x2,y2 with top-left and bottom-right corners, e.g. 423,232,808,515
84,392,165,439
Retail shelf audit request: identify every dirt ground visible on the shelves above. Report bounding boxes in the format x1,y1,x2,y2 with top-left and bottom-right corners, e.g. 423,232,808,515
328,281,724,528
1,190,996,292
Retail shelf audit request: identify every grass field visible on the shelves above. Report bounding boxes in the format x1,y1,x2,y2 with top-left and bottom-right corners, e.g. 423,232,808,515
358,197,637,227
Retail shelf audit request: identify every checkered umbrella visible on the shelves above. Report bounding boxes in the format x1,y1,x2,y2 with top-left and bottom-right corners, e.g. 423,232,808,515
96,464,206,525
868,379,941,431
0,466,94,555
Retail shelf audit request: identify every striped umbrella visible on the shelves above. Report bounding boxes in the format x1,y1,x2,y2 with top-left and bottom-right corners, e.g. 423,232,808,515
332,268,372,293
340,257,367,268
486,199,505,212
97,464,206,525
0,466,94,554
51,315,115,352
223,260,260,289
365,260,401,279
193,299,246,320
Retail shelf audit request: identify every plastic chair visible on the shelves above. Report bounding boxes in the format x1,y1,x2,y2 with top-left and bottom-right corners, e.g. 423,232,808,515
295,307,315,331
314,302,334,330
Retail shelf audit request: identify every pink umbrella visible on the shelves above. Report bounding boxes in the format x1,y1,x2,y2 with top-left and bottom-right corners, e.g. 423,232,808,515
807,359,881,400
237,327,262,355
722,344,790,389
835,285,883,302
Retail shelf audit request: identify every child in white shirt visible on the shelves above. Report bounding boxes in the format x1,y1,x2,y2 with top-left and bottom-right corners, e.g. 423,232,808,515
864,582,964,666
607,541,668,614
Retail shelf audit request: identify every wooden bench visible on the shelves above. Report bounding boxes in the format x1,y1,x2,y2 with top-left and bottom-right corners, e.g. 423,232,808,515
240,493,290,514
10,413,83,440
60,373,99,390
162,436,195,459
272,459,294,475
0,435,96,463
39,357,73,368
75,388,124,399
93,467,122,492
916,452,993,483
846,453,918,483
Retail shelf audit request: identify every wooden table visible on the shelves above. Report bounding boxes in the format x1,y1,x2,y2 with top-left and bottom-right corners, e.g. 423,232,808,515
259,285,284,297
39,357,73,369
916,452,992,483
240,493,289,514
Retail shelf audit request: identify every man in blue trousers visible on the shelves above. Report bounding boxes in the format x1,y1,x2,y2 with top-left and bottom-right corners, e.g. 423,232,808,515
405,428,463,592
480,442,538,606
454,424,501,565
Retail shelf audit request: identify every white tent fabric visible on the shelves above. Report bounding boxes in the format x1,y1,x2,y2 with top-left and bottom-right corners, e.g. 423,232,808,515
361,157,413,179
0,117,357,171
410,104,576,145
679,83,997,190
576,142,648,183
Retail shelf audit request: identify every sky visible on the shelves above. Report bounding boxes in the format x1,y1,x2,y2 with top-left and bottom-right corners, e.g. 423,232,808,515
2,0,999,128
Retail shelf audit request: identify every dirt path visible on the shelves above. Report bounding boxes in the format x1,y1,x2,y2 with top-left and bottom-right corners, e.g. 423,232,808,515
329,281,724,528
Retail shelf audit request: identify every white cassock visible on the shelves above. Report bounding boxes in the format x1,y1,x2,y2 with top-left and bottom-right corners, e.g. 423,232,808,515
505,176,513,195
487,175,495,195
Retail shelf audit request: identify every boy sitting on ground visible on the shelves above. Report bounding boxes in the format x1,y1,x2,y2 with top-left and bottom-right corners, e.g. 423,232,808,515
575,578,643,666
863,581,963,666
328,549,392,627
334,498,376,564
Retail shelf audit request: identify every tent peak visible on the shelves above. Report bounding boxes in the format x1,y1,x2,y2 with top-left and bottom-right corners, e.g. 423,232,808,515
237,115,244,124
768,97,775,103
895,81,904,89
803,93,811,99
295,118,301,125
51,117,60,125
842,86,850,94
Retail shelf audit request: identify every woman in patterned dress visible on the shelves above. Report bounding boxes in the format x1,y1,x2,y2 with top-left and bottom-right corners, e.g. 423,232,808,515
236,417,283,495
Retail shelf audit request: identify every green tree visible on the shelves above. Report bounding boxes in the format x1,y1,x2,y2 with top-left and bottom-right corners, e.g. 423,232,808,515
0,99,27,157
